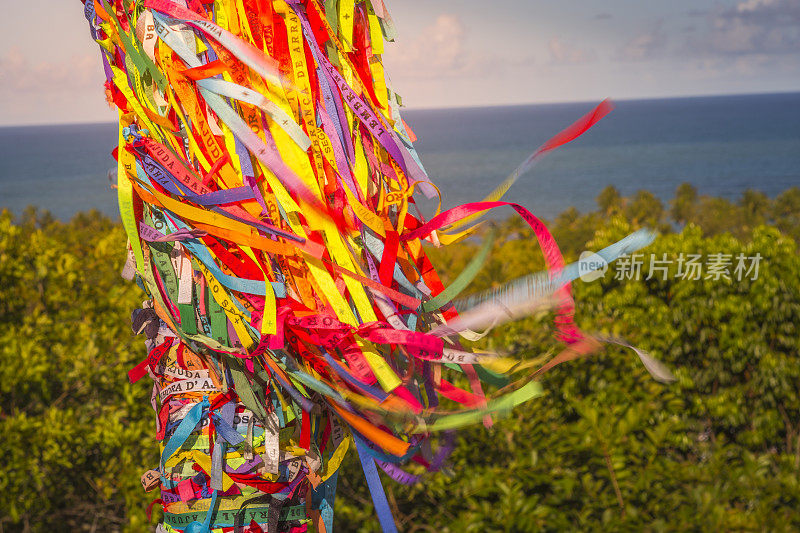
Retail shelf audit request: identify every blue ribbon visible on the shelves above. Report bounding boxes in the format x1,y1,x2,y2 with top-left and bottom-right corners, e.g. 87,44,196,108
211,412,245,446
323,352,388,402
355,438,398,533
161,396,209,469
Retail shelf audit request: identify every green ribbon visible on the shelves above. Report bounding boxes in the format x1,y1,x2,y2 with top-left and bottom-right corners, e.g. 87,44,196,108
421,229,496,313
429,380,544,431
102,0,168,91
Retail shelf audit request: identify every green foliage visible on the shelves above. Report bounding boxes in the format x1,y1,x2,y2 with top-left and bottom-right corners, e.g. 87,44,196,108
545,184,800,254
2,184,799,531
341,188,800,531
774,188,800,243
0,208,153,532
670,183,699,225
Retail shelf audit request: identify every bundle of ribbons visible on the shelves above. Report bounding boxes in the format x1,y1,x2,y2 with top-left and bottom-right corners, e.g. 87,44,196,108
82,0,672,531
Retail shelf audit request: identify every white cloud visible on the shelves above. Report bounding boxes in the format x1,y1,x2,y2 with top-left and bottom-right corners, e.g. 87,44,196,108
0,47,103,92
383,14,495,79
0,47,113,125
737,0,770,12
548,37,596,65
736,0,794,14
617,21,667,62
694,0,800,56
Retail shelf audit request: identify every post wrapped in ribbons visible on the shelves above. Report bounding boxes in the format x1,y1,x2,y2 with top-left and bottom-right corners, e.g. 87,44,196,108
82,1,668,531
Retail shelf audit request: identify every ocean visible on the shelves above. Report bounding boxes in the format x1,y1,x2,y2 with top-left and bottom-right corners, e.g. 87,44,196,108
1,92,798,222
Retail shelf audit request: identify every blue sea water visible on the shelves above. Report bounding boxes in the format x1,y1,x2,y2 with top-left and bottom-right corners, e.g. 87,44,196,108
1,92,799,222
0,122,120,220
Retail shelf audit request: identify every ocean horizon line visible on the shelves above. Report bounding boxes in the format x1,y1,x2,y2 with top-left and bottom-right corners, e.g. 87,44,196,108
1,89,798,129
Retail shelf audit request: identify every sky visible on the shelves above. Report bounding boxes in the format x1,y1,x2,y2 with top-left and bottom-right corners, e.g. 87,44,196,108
0,0,798,125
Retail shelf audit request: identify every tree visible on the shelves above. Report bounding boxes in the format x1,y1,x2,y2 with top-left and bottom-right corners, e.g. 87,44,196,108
336,210,800,532
773,187,800,243
597,185,622,215
624,190,666,230
739,189,769,230
0,209,154,532
3,188,800,532
670,183,698,225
